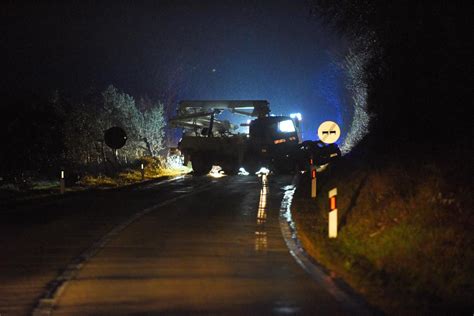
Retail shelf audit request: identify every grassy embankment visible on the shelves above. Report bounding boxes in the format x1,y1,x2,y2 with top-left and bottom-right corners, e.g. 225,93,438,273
79,156,190,188
0,156,190,202
292,152,473,314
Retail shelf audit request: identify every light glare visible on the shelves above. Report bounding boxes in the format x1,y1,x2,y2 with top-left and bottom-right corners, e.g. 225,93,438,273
256,167,270,175
209,165,225,178
290,113,302,121
278,120,296,133
238,167,249,175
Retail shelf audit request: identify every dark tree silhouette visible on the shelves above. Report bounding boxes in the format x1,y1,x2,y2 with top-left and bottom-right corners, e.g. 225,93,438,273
0,92,66,181
311,1,472,160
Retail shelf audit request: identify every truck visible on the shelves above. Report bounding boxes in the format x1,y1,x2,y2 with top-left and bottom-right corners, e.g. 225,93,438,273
169,100,340,175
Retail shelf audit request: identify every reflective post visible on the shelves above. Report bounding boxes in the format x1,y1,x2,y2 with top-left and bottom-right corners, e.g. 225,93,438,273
140,163,145,180
328,187,338,238
60,170,65,194
310,157,316,198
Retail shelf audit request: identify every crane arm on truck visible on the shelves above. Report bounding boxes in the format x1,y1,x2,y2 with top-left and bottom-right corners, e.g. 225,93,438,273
169,100,271,137
176,100,270,118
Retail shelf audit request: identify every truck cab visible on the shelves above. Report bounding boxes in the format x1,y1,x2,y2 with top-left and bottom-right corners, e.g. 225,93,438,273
246,116,300,173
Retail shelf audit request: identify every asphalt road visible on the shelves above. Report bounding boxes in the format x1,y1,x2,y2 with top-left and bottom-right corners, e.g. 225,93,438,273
1,174,366,315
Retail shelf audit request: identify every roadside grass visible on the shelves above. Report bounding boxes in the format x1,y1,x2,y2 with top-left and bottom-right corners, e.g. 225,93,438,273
0,180,67,203
78,156,190,188
0,156,191,203
79,165,190,188
292,156,473,314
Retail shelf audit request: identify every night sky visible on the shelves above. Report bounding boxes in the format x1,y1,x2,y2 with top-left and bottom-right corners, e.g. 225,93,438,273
2,0,349,141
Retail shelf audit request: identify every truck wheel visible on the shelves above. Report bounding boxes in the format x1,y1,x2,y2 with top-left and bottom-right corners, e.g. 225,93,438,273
192,155,212,176
222,163,239,176
243,163,259,175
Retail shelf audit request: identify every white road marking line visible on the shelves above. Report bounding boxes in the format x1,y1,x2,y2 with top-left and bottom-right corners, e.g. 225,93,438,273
32,181,214,316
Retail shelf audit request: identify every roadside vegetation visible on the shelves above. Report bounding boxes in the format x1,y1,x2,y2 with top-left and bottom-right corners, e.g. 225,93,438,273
0,153,190,205
0,85,189,203
77,156,190,188
298,2,473,313
292,148,473,314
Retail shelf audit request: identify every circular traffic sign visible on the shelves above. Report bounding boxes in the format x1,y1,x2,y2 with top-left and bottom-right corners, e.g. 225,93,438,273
104,126,127,149
317,121,340,144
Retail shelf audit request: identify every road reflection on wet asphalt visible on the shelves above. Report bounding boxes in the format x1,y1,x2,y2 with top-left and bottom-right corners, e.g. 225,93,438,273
255,174,269,252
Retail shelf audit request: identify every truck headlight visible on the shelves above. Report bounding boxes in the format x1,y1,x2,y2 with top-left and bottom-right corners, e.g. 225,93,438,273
278,120,296,132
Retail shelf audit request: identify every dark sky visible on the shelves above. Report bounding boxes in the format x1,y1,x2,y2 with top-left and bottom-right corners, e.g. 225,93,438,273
2,0,349,140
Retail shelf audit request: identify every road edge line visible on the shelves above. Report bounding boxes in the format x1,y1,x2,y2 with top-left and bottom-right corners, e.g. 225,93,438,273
31,181,213,316
278,173,373,315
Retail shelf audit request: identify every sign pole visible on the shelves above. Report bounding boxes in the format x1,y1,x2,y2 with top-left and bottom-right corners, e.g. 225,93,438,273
60,170,65,194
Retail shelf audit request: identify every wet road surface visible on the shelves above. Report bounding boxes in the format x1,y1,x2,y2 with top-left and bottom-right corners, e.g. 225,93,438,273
51,175,352,315
1,175,364,315
0,176,212,315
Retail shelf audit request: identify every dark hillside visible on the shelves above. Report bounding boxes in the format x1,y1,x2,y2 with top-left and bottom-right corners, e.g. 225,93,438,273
312,1,472,159
295,2,474,313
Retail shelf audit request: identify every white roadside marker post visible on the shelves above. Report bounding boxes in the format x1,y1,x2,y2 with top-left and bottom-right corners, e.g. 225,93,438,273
328,187,338,238
60,170,65,194
141,163,145,180
309,156,317,198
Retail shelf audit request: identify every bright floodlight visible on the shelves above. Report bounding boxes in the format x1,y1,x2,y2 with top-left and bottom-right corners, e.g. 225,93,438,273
290,113,302,121
278,120,296,132
238,167,250,176
209,165,225,178
256,167,270,175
